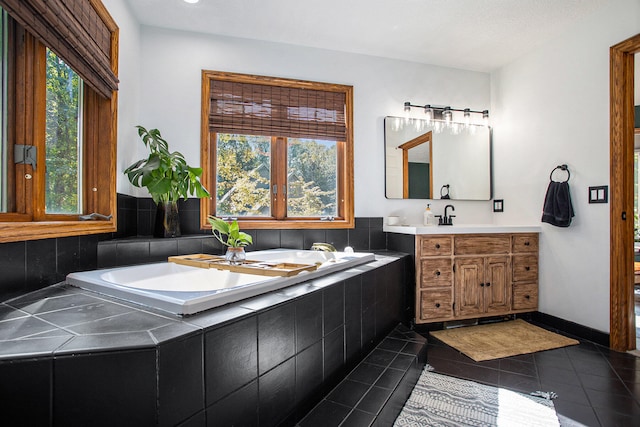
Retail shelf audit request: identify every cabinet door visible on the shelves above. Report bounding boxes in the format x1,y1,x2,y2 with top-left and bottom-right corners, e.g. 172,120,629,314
484,256,511,313
454,257,484,317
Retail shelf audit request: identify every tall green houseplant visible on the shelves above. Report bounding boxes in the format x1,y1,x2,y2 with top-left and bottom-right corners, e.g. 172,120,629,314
125,125,209,237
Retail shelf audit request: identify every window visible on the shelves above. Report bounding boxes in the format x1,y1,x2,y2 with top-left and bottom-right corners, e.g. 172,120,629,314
45,48,83,215
201,71,354,229
0,2,118,243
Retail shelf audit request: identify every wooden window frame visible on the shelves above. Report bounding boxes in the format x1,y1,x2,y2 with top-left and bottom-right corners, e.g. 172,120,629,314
0,6,117,243
200,70,354,230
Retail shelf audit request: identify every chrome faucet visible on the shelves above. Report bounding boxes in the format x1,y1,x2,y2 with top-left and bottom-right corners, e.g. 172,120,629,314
440,204,455,226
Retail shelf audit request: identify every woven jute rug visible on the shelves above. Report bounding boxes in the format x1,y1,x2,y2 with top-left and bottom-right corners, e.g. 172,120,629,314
429,319,579,362
394,367,560,427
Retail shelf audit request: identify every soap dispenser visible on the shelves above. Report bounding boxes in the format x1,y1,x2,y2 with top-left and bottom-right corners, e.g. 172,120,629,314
423,204,435,226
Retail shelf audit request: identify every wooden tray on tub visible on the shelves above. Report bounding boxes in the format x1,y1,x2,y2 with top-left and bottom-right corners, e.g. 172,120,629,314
167,254,319,277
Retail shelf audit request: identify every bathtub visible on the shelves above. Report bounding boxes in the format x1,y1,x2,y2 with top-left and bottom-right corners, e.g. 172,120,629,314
66,249,375,315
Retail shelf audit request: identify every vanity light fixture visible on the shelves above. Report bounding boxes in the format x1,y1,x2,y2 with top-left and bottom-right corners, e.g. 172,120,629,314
403,102,490,126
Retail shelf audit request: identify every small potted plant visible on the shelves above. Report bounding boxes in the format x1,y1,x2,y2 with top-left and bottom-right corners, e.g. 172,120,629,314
124,126,210,237
208,216,253,265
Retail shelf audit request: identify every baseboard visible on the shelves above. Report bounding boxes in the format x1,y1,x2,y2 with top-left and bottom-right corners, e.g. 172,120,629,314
529,311,610,347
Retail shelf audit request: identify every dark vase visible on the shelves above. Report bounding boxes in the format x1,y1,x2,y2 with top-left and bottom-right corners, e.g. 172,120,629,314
154,201,181,238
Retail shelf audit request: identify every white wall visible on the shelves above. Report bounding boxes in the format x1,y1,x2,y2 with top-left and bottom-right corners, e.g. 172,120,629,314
491,0,640,333
133,26,493,223
431,128,491,200
101,0,143,195
106,0,640,334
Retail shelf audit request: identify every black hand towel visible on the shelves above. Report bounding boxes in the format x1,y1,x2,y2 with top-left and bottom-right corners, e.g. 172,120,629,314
541,181,574,227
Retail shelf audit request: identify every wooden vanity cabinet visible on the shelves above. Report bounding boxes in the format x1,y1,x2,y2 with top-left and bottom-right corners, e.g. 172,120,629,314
415,233,539,324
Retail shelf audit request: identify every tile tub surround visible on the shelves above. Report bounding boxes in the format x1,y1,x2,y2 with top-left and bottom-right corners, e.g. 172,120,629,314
70,250,377,316
0,252,407,426
116,193,386,251
299,324,428,427
0,217,384,306
100,222,387,270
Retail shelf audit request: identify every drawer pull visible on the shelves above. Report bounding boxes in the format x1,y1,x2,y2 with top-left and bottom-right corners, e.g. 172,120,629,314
435,244,441,249
524,241,530,246
435,303,441,308
486,282,491,287
435,271,441,276
525,266,530,271
525,295,530,299
480,283,485,287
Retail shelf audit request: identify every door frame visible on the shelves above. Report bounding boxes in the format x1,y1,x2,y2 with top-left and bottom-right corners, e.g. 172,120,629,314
398,131,433,198
610,33,640,351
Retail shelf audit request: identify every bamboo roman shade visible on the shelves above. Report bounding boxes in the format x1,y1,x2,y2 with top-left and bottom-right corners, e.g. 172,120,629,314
0,0,118,98
210,80,347,141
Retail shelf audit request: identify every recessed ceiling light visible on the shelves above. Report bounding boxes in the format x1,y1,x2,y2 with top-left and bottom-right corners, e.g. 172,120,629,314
184,0,199,4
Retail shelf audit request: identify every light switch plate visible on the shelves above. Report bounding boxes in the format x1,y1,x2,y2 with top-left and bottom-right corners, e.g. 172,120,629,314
588,186,608,203
493,199,504,212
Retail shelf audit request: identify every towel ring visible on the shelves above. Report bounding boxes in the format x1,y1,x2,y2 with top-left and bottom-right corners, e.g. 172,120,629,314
440,184,450,199
550,164,570,182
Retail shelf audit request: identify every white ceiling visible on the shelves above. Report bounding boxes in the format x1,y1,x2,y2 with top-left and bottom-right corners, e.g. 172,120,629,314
123,0,608,72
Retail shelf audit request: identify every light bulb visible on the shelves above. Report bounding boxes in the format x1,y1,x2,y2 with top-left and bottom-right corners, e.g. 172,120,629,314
482,110,490,126
424,105,433,124
463,108,471,127
443,107,452,126
184,0,200,3
403,102,411,123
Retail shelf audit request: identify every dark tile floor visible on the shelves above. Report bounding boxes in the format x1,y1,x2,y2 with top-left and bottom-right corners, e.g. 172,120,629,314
298,325,427,427
424,320,640,427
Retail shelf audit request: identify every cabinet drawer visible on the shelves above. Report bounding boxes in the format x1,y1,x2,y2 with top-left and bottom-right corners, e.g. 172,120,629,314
512,234,539,253
420,237,452,256
420,258,453,287
454,235,510,255
513,255,538,282
419,289,453,320
513,283,538,310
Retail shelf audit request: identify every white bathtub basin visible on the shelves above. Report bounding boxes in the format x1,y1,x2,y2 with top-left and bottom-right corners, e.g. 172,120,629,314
66,249,375,315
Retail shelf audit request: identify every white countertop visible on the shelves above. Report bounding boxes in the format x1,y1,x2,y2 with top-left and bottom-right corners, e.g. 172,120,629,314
383,224,542,235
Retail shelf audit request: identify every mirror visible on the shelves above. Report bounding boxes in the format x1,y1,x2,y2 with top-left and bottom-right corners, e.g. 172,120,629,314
384,116,492,200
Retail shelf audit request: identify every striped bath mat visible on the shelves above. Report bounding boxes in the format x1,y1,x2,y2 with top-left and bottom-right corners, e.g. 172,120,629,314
394,367,559,427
